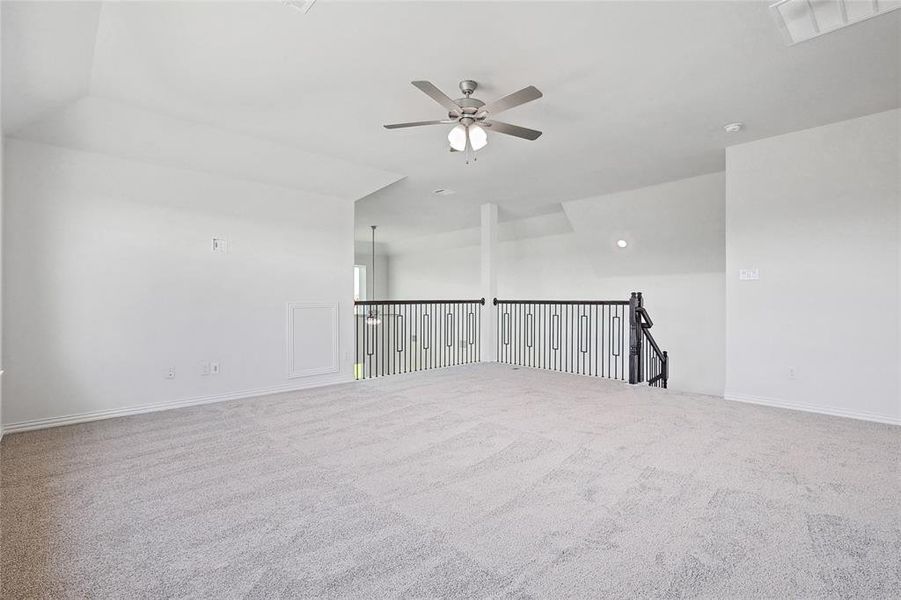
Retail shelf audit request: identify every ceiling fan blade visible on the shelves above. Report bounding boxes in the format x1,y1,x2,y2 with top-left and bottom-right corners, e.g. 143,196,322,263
480,86,542,116
411,81,462,115
483,120,542,141
384,120,454,129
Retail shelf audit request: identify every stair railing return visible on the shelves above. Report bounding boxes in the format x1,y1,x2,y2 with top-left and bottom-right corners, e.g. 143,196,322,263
629,292,668,388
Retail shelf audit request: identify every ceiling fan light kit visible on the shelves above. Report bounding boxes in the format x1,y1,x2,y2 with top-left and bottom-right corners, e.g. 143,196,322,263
447,124,468,151
468,124,488,150
384,79,543,164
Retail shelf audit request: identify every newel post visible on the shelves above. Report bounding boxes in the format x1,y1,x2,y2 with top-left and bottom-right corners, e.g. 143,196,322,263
628,291,643,384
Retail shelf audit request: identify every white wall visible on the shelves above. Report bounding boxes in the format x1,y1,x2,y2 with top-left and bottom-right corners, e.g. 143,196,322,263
387,173,727,397
498,234,725,397
0,3,4,436
354,241,390,300
726,109,900,423
390,235,725,396
2,139,355,428
390,245,480,300
897,108,901,420
563,173,725,277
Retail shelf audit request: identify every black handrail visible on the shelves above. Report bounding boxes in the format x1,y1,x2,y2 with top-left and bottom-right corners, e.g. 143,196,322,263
354,299,483,380
629,292,668,388
494,298,630,380
493,293,668,388
352,294,667,388
494,299,629,306
358,299,485,306
635,306,654,328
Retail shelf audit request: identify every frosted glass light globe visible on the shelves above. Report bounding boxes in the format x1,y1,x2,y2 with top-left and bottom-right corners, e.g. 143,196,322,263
447,124,467,151
469,124,488,150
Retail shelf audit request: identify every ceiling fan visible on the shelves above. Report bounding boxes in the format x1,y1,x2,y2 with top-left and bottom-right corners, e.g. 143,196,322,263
384,80,543,163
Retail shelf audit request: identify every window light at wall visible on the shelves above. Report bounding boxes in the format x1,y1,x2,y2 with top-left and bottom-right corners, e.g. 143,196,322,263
366,225,381,325
770,0,901,45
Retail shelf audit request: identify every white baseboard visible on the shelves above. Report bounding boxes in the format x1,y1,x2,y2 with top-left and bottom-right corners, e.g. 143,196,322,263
724,392,900,426
1,374,351,435
0,369,4,442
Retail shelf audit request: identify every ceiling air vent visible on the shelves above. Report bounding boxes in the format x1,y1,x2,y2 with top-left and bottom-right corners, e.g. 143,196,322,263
283,0,317,14
771,0,901,45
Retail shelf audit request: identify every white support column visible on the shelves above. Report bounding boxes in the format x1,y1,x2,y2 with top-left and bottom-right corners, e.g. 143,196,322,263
480,203,498,362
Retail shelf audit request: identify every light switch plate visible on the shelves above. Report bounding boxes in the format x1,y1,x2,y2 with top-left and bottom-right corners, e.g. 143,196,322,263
212,237,228,254
739,268,759,281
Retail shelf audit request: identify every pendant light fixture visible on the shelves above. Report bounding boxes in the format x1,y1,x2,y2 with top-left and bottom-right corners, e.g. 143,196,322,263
366,225,381,325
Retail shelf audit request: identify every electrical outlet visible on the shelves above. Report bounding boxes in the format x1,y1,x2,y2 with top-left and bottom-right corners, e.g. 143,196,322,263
200,361,211,376
166,367,176,379
211,361,220,375
788,367,797,380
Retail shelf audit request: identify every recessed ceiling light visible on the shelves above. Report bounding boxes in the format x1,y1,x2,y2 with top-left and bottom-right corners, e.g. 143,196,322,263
432,188,455,196
616,239,628,248
723,122,744,133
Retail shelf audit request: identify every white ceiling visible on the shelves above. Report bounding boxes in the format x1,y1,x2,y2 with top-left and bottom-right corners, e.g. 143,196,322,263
3,1,900,246
13,96,402,200
0,1,101,132
383,171,724,276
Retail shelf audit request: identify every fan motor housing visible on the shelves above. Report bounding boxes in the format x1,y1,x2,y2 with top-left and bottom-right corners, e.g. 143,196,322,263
450,96,485,119
459,80,478,95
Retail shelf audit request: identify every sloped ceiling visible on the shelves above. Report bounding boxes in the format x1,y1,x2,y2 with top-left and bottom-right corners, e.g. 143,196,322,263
1,1,101,132
387,173,725,279
562,172,725,277
384,209,574,256
1,1,403,201
3,1,900,237
12,96,401,200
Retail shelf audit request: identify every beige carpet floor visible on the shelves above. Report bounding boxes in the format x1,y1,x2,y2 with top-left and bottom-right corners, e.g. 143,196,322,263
1,363,900,599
